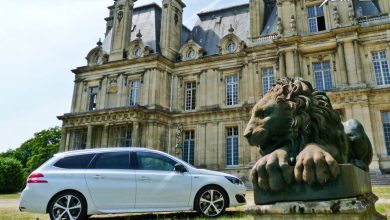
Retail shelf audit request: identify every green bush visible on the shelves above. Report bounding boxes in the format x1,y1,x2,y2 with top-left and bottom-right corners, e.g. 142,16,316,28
0,157,24,193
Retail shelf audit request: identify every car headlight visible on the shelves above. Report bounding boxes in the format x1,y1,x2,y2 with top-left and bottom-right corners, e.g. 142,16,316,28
224,176,243,185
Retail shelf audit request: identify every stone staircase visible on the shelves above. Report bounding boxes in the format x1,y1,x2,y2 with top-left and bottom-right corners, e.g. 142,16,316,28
369,172,390,186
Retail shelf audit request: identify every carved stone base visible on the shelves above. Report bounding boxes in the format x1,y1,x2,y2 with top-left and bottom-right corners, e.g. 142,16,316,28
245,193,387,220
254,164,371,205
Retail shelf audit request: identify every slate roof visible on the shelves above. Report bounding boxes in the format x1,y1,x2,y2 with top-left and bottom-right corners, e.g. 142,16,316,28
354,0,380,17
191,4,250,55
102,3,190,55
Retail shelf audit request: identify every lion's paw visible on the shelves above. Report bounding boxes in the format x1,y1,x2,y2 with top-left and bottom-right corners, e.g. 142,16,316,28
294,144,340,185
251,148,294,192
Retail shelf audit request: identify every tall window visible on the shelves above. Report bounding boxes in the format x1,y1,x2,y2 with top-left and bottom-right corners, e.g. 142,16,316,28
372,51,390,86
72,129,87,150
182,130,195,165
313,61,332,91
226,127,239,166
129,80,141,106
111,125,132,147
185,82,196,111
226,75,238,106
382,112,390,156
88,87,99,111
308,5,326,33
262,67,275,95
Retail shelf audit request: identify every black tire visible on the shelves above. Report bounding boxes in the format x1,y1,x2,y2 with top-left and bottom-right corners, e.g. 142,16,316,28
194,186,228,218
48,191,88,220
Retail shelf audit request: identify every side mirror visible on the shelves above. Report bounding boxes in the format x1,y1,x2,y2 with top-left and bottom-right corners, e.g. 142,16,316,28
174,163,187,173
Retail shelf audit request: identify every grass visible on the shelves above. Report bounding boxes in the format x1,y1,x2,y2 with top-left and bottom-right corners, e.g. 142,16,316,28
0,187,389,219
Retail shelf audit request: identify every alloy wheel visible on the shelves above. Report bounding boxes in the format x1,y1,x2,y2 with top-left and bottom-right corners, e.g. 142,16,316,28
52,195,82,220
198,189,225,217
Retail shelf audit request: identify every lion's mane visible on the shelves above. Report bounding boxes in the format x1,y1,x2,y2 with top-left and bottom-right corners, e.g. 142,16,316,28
269,78,349,163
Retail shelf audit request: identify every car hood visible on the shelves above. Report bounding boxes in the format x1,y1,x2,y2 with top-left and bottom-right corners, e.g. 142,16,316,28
191,168,235,177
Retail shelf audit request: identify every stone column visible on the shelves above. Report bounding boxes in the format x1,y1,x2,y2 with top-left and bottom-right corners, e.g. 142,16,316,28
293,49,300,77
344,41,357,85
337,42,348,86
250,0,264,39
285,50,295,78
65,131,71,151
278,51,286,78
378,1,390,14
131,122,140,147
353,40,364,84
59,128,67,152
101,124,109,147
71,81,79,112
99,77,107,109
86,125,93,149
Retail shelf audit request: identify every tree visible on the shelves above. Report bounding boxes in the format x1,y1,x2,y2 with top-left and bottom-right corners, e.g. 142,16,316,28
0,157,24,193
0,127,61,175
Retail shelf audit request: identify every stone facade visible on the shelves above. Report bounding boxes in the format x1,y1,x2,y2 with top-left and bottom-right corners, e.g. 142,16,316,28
58,0,390,177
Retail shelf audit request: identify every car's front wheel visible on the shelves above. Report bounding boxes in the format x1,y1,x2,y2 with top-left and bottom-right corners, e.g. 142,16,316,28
195,186,227,217
48,191,87,220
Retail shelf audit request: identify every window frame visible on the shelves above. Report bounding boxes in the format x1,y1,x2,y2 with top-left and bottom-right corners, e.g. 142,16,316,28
262,67,275,95
88,86,99,111
184,81,197,111
226,75,239,106
129,80,141,106
372,50,390,86
312,60,333,91
382,111,390,156
226,127,239,167
111,125,132,147
307,5,326,33
182,130,195,165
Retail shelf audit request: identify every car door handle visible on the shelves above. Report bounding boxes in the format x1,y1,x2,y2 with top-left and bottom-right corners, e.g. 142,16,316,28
93,175,104,179
139,176,150,181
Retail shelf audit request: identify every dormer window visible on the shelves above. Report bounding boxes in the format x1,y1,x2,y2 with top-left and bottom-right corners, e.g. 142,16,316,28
308,5,326,33
133,47,142,58
226,42,236,53
93,55,101,65
186,49,196,60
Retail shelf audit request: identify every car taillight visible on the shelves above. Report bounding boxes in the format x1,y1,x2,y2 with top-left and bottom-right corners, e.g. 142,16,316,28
27,173,48,184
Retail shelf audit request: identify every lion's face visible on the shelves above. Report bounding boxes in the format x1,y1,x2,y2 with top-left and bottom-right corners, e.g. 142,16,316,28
244,93,293,155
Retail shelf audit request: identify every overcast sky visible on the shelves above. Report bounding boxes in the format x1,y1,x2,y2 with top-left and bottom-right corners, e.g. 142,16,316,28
0,0,248,153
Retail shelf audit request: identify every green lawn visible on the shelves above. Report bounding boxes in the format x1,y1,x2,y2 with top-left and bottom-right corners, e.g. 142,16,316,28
0,187,389,219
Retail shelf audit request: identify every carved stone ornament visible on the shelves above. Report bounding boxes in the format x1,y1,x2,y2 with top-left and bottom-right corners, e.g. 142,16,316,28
179,38,204,61
117,10,124,22
348,3,356,25
126,30,153,59
86,39,107,66
290,15,296,33
244,78,373,194
277,17,283,34
217,25,247,55
108,78,118,94
333,6,340,28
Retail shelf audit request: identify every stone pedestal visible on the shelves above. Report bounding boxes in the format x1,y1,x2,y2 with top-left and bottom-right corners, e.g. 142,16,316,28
246,164,386,219
245,193,386,220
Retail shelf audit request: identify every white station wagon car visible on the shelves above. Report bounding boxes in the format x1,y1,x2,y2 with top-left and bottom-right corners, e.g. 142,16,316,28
19,148,246,219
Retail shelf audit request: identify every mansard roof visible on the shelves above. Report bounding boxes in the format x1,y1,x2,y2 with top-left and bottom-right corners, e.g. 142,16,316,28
353,0,380,17
191,4,250,55
102,2,190,55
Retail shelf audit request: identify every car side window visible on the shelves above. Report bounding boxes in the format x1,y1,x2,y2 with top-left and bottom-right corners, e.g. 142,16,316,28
90,152,130,169
53,154,95,169
136,151,176,171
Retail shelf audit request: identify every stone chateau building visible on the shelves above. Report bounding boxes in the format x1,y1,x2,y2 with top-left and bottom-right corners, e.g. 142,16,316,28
58,0,390,176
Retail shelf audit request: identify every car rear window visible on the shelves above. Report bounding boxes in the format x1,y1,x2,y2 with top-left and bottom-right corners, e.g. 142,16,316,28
53,154,95,169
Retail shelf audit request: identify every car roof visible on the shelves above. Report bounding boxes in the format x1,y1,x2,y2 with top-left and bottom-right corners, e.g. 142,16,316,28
54,147,162,157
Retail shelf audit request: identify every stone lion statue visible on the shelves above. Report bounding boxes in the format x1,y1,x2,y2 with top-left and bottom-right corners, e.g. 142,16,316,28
244,78,373,192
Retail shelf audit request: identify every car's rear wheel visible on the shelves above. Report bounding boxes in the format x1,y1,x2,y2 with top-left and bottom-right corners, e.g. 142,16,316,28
195,186,227,217
48,191,87,220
